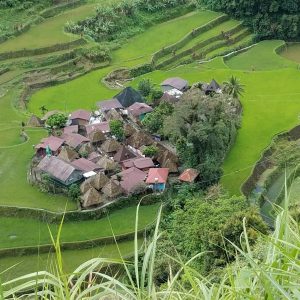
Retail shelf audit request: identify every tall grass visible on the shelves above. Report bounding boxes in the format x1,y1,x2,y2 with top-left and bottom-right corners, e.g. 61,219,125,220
1,189,300,299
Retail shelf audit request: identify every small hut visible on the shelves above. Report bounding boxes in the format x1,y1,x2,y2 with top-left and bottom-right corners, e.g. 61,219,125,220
97,156,118,172
90,172,109,190
80,187,104,208
27,114,43,127
102,179,123,198
79,143,93,156
88,130,106,145
101,139,121,154
58,146,79,162
126,131,153,149
80,179,93,194
124,123,136,137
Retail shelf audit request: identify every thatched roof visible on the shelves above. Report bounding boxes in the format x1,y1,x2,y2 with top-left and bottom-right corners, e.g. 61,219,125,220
90,172,109,190
104,109,123,121
80,179,93,194
162,158,178,173
97,156,118,171
156,144,179,173
113,145,137,162
88,130,106,143
126,131,153,149
101,139,121,153
80,187,104,208
27,114,43,127
102,179,123,198
124,123,137,137
79,143,93,155
58,146,79,162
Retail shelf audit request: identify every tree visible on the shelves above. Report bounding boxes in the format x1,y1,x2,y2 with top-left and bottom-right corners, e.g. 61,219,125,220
138,78,152,97
68,184,81,201
142,101,174,134
46,113,67,129
39,105,48,116
143,145,159,157
164,88,241,187
223,76,245,99
109,119,124,141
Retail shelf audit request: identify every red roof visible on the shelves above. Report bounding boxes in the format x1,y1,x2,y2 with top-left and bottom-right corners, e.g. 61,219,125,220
85,122,110,135
117,167,147,194
62,133,90,149
178,168,199,183
70,109,91,121
63,125,79,134
146,168,169,184
72,158,100,172
127,102,153,117
35,136,64,152
123,157,154,169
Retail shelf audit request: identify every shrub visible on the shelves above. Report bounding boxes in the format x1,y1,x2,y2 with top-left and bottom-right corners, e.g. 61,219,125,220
109,119,124,141
46,113,67,129
143,145,159,157
68,184,81,201
138,78,152,97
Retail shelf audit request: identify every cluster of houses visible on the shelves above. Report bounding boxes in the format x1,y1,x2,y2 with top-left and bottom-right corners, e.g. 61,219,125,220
29,77,222,209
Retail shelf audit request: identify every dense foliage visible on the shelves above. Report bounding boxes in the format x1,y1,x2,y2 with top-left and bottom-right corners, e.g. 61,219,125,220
164,88,241,187
199,0,300,40
142,101,174,134
0,0,49,9
46,113,67,129
109,119,124,141
65,0,190,42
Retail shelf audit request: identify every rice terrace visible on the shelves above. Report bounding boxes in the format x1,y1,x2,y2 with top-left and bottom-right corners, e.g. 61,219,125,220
0,0,300,297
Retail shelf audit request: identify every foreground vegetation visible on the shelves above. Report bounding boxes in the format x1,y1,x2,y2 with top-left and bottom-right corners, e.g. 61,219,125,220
2,195,299,299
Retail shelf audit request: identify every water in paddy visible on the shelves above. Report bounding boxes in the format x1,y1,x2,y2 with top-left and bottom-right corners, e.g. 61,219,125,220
280,43,300,64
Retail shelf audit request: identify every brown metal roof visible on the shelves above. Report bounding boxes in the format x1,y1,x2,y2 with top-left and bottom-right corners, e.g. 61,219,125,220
113,146,137,162
127,102,153,117
35,136,64,152
62,133,90,149
86,122,110,135
70,109,91,121
63,125,79,134
161,77,188,91
72,158,101,172
97,99,123,112
37,156,81,182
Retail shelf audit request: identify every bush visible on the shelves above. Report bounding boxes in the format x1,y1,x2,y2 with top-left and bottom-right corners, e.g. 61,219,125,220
109,119,124,141
138,79,152,97
68,184,81,201
143,145,159,157
46,113,67,129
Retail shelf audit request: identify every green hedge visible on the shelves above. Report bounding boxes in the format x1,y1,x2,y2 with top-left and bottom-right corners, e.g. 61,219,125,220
0,39,87,61
40,0,87,18
152,14,229,64
0,193,164,223
130,63,154,78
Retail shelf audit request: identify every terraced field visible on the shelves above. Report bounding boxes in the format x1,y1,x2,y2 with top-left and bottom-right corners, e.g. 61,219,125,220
1,2,300,278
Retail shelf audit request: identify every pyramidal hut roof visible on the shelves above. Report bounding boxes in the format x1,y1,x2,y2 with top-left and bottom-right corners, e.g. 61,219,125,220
126,131,153,149
80,179,93,194
124,123,137,137
113,145,137,163
88,130,106,143
80,187,104,208
114,87,144,108
102,179,123,198
179,168,199,183
97,156,118,171
90,172,109,190
79,143,93,155
58,146,79,162
27,114,43,127
101,139,121,153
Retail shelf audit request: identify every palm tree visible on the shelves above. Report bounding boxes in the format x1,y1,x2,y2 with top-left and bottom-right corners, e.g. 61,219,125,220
39,105,48,116
223,76,245,98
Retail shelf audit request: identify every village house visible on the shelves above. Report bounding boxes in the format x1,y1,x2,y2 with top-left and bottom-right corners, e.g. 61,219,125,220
113,145,138,163
122,157,154,172
72,158,101,173
146,168,169,192
85,122,110,135
114,87,144,108
97,98,123,113
27,114,43,127
127,102,153,121
126,131,154,149
62,133,90,150
63,125,79,134
88,130,106,146
115,167,147,195
102,179,124,199
70,109,91,126
35,135,65,157
101,139,121,155
97,156,118,173
37,156,83,186
202,79,222,95
57,146,79,162
179,168,199,183
161,77,189,92
80,187,104,208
